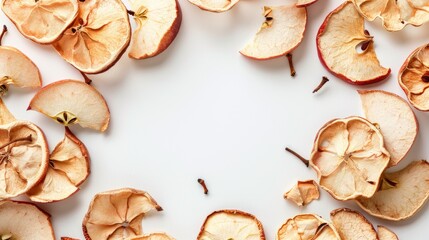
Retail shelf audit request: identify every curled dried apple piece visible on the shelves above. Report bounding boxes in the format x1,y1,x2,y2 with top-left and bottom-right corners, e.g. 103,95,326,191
128,0,182,59
1,0,78,44
27,127,90,202
330,208,377,240
29,80,110,132
317,1,390,85
399,43,429,111
0,200,55,239
127,233,175,240
284,180,319,207
356,160,429,221
197,210,265,240
240,5,307,60
377,226,398,240
310,117,390,201
53,0,131,74
188,0,239,13
277,214,340,240
359,90,418,166
83,188,163,240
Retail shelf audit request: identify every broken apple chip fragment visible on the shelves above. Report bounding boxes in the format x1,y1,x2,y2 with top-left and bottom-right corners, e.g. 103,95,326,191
188,0,240,12
377,226,399,240
277,214,340,240
284,180,319,206
330,208,378,240
197,210,265,240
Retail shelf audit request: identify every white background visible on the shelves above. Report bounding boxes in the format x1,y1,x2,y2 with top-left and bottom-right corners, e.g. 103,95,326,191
1,0,429,239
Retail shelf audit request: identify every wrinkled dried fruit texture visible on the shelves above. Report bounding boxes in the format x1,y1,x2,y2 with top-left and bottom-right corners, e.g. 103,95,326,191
330,208,377,240
284,180,319,206
27,128,90,202
188,0,239,12
377,226,398,240
1,0,78,43
0,201,55,239
352,0,429,31
53,0,131,73
277,214,339,240
0,47,41,89
127,233,175,240
359,90,418,166
296,0,319,7
312,224,341,240
128,0,181,59
0,99,15,126
198,210,265,240
317,1,390,84
356,160,429,221
83,188,163,240
310,117,390,200
29,80,110,132
399,43,429,111
240,5,306,60
0,122,49,199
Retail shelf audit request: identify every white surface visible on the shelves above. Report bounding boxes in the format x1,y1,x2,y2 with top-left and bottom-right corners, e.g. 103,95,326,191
1,0,429,239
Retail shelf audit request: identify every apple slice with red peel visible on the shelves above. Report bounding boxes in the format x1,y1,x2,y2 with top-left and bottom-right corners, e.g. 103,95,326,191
358,90,418,167
240,5,307,60
277,214,340,240
197,210,265,240
330,208,377,240
128,0,182,59
52,0,131,74
317,1,390,85
296,0,319,8
377,226,398,240
356,160,429,221
83,188,163,240
0,201,55,240
127,233,175,240
1,0,78,44
284,180,320,207
188,0,239,13
29,80,110,132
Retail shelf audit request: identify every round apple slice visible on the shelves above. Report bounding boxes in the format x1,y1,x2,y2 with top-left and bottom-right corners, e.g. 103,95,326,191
399,43,429,111
277,214,340,240
29,80,110,132
0,200,55,239
128,0,182,59
330,208,377,240
52,0,131,74
310,117,390,201
197,210,265,240
358,90,418,166
188,0,239,13
27,127,90,203
317,1,390,85
127,233,175,240
377,226,398,240
356,160,429,221
83,188,163,240
1,0,78,44
240,5,306,60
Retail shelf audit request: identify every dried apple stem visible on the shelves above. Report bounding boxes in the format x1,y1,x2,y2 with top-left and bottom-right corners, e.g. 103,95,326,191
285,147,309,167
198,178,209,194
422,71,429,83
313,76,329,93
286,53,296,77
0,25,7,46
80,72,92,85
127,10,135,16
0,135,32,150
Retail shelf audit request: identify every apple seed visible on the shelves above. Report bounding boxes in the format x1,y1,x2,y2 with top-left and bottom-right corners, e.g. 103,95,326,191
262,6,273,28
422,71,429,82
54,111,78,126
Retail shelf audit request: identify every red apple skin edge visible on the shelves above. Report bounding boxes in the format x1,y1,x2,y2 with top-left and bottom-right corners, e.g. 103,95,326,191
315,2,391,85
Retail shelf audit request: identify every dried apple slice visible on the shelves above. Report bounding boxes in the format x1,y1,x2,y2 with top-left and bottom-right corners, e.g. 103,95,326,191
240,5,307,60
377,226,398,240
317,1,390,85
356,160,429,221
312,224,341,240
52,0,131,74
277,214,340,240
127,233,175,240
330,208,377,240
358,90,418,166
128,0,182,59
1,0,78,44
197,210,265,240
29,80,110,132
310,117,390,201
284,180,319,206
399,43,429,111
83,188,163,240
0,200,54,239
188,0,239,13
27,127,90,202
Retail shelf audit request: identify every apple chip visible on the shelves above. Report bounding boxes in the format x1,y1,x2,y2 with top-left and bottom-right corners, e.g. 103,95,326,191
127,233,175,240
399,43,429,111
0,200,55,239
277,214,339,240
188,0,239,13
359,90,418,166
52,0,131,74
197,210,265,240
27,127,90,202
83,188,163,240
1,0,78,44
317,1,390,85
330,208,377,240
356,160,429,221
29,80,110,132
284,180,319,207
128,0,182,59
240,5,306,60
310,117,390,201
377,226,398,240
